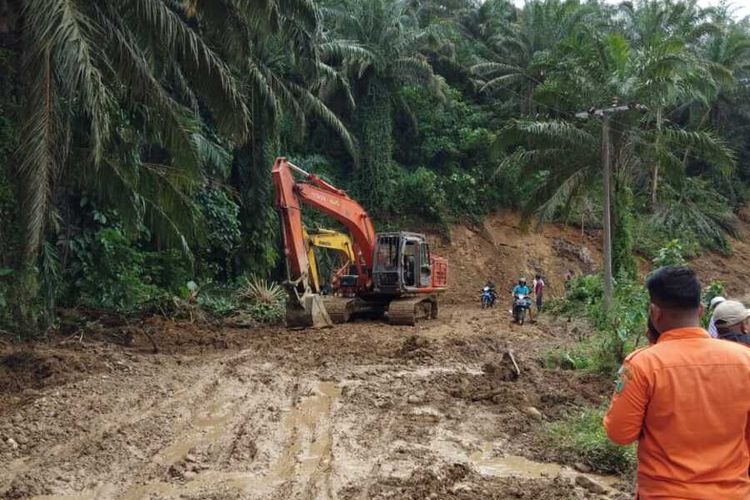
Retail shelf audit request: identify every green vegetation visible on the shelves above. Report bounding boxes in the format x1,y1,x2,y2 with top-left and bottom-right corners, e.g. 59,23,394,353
2,0,750,336
546,407,637,475
548,241,726,375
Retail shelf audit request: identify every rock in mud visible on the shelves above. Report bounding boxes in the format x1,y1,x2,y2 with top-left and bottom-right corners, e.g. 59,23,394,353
522,406,543,420
573,462,592,473
399,335,432,359
483,351,520,382
6,437,19,449
575,474,607,494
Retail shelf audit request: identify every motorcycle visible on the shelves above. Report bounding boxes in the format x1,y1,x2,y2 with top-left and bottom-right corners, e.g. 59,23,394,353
481,286,495,309
512,294,532,324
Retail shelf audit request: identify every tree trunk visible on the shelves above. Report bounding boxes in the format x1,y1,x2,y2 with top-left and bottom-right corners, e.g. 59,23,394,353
0,0,8,34
354,78,393,214
651,108,663,209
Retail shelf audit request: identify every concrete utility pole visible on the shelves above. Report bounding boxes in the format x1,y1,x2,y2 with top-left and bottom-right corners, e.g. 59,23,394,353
575,103,646,311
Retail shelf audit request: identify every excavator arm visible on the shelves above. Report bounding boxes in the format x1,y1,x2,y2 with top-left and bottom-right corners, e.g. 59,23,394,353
272,157,376,326
305,228,355,294
272,157,376,289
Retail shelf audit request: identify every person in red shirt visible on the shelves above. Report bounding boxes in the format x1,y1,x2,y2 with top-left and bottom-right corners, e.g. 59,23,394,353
603,266,750,499
533,274,545,312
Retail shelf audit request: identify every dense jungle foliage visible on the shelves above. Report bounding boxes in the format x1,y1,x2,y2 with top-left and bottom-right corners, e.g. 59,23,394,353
1,0,749,335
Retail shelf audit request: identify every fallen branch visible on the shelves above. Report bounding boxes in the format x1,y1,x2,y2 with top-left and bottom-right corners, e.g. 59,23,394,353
142,329,159,354
471,389,504,402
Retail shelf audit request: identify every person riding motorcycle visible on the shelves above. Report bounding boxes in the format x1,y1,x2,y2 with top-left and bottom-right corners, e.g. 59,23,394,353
512,277,530,297
484,278,497,306
511,277,533,322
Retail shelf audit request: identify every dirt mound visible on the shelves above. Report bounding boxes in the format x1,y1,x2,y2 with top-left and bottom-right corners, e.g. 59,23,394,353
689,218,750,298
0,349,104,395
350,463,580,499
482,351,521,382
399,334,433,359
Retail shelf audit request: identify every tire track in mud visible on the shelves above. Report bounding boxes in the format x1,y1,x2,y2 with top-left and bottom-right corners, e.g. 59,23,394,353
1,352,273,498
1,306,627,499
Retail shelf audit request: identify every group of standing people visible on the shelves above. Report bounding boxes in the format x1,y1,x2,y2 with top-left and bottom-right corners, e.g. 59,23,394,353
604,266,750,498
707,295,750,346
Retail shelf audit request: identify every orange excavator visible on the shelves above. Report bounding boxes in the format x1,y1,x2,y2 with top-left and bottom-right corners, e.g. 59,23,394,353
272,157,448,327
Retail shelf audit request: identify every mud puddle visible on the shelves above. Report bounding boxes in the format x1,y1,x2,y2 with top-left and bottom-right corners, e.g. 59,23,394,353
470,441,619,491
273,381,341,478
115,381,344,499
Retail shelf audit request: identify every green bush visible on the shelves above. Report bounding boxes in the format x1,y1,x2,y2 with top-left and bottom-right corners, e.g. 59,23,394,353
197,188,241,278
392,167,448,222
70,227,168,314
235,276,285,324
546,407,636,475
145,249,193,294
544,348,593,370
634,222,701,261
440,169,487,221
549,272,647,375
651,239,687,268
197,293,239,318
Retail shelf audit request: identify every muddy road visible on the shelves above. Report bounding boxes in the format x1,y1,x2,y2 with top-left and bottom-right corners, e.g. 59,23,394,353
0,306,630,499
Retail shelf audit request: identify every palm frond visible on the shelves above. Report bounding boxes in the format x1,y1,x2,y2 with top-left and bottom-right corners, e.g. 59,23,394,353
288,81,358,162
505,119,597,146
16,46,58,260
125,0,250,139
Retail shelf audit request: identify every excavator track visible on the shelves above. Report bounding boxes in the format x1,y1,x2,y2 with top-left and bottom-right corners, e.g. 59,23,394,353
388,296,437,326
323,297,353,324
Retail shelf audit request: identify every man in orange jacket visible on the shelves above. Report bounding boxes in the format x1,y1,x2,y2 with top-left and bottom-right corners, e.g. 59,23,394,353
603,266,750,499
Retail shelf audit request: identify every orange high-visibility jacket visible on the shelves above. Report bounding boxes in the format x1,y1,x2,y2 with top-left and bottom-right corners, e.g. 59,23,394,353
603,327,750,499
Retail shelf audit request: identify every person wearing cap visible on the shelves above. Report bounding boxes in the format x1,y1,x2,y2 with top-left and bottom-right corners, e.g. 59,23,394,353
603,266,750,498
708,295,727,338
713,300,750,346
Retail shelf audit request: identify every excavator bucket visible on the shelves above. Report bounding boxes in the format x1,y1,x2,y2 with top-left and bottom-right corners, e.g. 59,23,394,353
286,293,333,328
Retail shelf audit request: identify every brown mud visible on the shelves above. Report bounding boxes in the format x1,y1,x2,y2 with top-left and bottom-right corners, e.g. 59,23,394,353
0,212,660,499
0,307,624,500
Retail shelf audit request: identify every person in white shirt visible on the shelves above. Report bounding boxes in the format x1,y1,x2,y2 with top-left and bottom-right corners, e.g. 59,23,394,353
707,296,726,338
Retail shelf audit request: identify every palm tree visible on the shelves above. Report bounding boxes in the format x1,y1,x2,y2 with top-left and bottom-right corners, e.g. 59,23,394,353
618,0,719,206
0,0,260,329
195,2,361,275
325,0,444,213
470,0,595,114
5,0,253,270
498,24,735,252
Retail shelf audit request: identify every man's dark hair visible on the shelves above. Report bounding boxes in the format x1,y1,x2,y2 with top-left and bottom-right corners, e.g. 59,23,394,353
647,266,702,310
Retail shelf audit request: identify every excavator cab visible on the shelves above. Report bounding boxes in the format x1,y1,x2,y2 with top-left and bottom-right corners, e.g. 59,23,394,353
372,232,433,294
